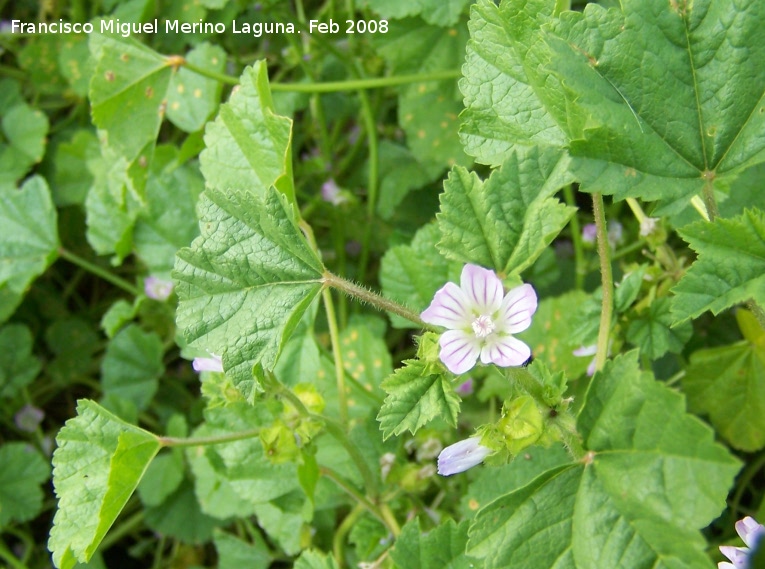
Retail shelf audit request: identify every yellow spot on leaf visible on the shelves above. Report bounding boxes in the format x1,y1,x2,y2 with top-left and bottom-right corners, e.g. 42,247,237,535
120,53,129,62
171,101,180,110
193,88,202,98
145,86,154,98
418,84,426,94
177,84,185,94
418,130,426,139
469,499,479,510
105,71,115,82
350,330,359,341
448,29,458,36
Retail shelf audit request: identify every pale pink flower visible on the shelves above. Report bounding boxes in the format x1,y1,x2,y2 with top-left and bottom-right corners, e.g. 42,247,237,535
720,517,765,569
437,437,491,476
144,276,174,301
421,264,537,375
192,354,223,373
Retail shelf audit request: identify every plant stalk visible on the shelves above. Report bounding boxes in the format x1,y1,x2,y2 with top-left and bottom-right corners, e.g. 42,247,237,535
592,193,613,373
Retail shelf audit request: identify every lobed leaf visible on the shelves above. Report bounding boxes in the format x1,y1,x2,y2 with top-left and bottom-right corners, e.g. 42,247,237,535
437,147,575,274
468,352,740,568
0,176,59,323
200,62,295,203
377,359,460,439
0,324,41,400
683,314,765,452
89,33,173,162
391,518,475,569
672,208,765,323
48,400,160,568
461,0,765,209
174,187,324,399
0,443,49,528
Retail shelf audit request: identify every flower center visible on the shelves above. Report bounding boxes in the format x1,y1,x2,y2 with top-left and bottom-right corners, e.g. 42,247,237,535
471,315,496,339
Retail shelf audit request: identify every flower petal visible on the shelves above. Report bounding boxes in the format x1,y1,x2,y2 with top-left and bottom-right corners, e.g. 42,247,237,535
421,282,473,329
737,516,765,548
719,546,749,568
192,354,224,373
460,264,504,315
480,334,531,367
497,283,538,333
439,330,480,374
437,437,492,476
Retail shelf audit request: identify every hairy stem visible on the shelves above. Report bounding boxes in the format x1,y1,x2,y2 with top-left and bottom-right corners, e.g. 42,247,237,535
158,428,262,448
592,193,613,373
323,272,431,329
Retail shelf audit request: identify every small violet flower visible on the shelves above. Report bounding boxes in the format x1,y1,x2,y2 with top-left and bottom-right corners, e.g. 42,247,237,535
455,377,474,396
720,517,765,569
437,437,492,476
421,264,537,375
144,276,174,301
582,223,597,244
14,404,44,432
192,354,223,373
321,179,347,206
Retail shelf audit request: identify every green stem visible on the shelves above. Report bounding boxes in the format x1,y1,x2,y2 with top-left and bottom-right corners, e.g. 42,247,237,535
272,70,461,92
746,300,765,332
99,510,145,550
58,248,141,296
274,382,380,498
323,288,349,426
180,59,460,93
0,540,28,569
323,272,430,329
378,503,401,537
702,178,719,222
158,428,261,448
592,193,613,373
563,185,585,289
178,59,239,85
333,503,365,567
356,88,379,283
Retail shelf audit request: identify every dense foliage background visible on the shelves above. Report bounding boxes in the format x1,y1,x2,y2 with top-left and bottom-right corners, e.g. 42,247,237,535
1,0,765,567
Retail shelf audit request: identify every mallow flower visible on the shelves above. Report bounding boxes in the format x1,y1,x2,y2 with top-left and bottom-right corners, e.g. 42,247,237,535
720,516,765,569
437,437,492,476
421,264,537,375
144,276,174,301
192,354,223,373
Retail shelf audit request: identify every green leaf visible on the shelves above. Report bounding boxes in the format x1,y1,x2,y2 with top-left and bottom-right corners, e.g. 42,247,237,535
253,491,307,555
468,352,741,568
1,104,49,184
683,339,765,452
100,299,139,338
0,443,49,528
214,529,272,569
627,297,693,359
380,224,460,329
376,141,442,220
521,291,592,379
174,187,324,399
339,315,392,394
437,147,576,274
377,359,460,439
294,549,340,569
186,404,300,519
375,18,471,169
0,176,59,323
133,147,203,273
391,518,475,569
461,0,765,208
101,324,163,411
84,143,143,262
365,0,472,26
89,33,173,162
49,400,161,568
0,324,41,400
58,34,94,97
166,43,225,133
137,452,184,507
460,444,571,518
200,62,295,203
672,209,765,323
51,130,100,207
144,478,220,544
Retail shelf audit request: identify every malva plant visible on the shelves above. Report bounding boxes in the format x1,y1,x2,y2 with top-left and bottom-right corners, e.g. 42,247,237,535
1,0,765,568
